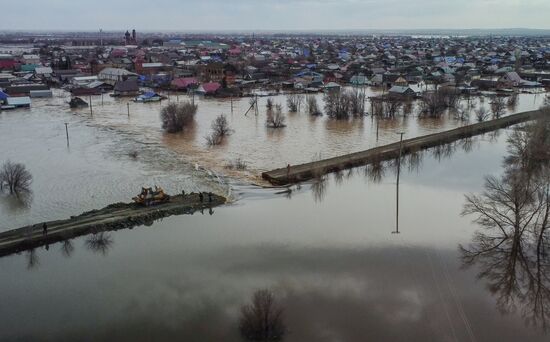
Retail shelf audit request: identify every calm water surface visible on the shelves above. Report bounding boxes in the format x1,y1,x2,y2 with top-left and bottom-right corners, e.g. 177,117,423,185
1,129,548,341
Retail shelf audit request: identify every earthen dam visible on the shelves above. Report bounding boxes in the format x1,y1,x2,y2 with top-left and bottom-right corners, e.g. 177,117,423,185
262,109,548,185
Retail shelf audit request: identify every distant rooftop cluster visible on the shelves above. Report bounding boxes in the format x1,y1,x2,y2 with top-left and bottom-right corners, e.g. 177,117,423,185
0,32,549,104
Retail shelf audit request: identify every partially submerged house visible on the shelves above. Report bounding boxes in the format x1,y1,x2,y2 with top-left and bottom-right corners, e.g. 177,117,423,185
6,96,31,108
388,85,417,97
98,68,137,86
112,79,139,97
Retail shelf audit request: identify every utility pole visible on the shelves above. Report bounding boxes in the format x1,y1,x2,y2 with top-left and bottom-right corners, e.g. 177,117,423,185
376,117,379,142
89,96,93,116
393,132,404,234
230,96,233,113
127,102,130,117
64,122,69,146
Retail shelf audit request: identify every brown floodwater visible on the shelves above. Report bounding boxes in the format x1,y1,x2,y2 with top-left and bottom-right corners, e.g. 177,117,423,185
0,88,544,230
1,130,548,341
0,88,549,341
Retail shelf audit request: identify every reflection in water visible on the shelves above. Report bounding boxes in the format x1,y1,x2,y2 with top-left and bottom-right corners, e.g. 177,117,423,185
26,249,39,270
405,150,424,173
365,160,386,184
311,175,328,203
60,239,75,258
431,142,456,162
461,117,550,331
0,191,33,214
85,232,114,256
239,289,286,342
333,169,344,186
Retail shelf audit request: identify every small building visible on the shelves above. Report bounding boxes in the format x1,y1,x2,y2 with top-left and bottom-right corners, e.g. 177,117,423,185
6,96,31,108
388,85,417,97
113,79,139,97
35,67,53,77
0,54,17,70
98,68,137,86
29,90,53,98
498,72,523,87
21,54,40,65
0,90,8,104
393,76,408,86
72,76,98,87
195,82,221,95
323,82,341,91
171,77,198,90
350,74,368,85
5,84,50,96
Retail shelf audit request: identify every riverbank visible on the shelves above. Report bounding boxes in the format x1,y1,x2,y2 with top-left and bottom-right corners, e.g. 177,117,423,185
0,192,226,257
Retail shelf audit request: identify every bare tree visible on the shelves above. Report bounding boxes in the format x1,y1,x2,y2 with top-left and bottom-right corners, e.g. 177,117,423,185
454,104,469,121
507,93,518,108
239,289,286,342
475,107,490,122
324,90,365,119
267,104,286,128
225,158,247,170
0,161,32,194
286,93,304,112
491,96,507,119
266,98,274,111
306,96,322,116
160,101,198,133
206,114,232,146
418,88,460,117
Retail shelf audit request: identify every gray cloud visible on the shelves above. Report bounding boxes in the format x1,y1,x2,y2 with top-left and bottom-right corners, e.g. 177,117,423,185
1,0,549,31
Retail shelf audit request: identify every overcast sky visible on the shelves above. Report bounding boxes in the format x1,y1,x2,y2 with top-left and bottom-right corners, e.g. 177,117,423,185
1,0,549,31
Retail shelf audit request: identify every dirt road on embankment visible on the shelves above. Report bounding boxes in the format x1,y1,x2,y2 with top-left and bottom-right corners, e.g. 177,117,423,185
0,193,226,257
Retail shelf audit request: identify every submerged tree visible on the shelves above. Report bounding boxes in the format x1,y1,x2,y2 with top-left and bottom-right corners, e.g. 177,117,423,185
418,88,460,117
286,93,304,112
491,96,507,119
0,161,32,194
160,101,198,133
239,289,286,342
475,107,490,122
206,114,232,146
266,104,286,128
324,90,366,119
266,98,274,111
306,96,322,116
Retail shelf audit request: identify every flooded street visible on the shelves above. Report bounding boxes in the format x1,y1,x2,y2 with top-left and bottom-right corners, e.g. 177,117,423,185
1,87,549,341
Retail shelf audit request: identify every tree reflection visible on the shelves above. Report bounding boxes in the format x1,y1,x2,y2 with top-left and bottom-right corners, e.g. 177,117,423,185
85,232,114,256
239,289,286,342
364,160,386,183
0,191,32,214
311,175,328,203
60,239,75,258
26,248,39,269
461,117,550,331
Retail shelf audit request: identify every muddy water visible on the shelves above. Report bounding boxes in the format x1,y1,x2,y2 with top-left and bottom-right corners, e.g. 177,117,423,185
0,88,545,230
1,130,548,341
0,90,229,230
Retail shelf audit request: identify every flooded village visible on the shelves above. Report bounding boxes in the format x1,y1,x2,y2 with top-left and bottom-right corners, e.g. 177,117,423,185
1,26,550,341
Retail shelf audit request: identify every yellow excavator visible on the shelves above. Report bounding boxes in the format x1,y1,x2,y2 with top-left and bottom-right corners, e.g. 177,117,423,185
133,186,170,206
